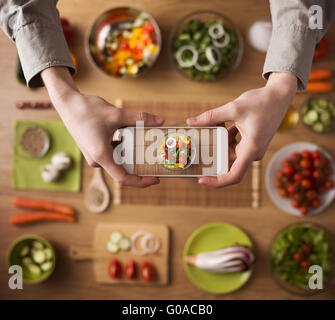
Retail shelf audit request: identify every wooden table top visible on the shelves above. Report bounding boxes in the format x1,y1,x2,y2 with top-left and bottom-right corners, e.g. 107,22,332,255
1,0,335,300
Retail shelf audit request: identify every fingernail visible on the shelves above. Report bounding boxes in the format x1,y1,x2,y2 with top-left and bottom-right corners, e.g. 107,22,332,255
187,117,195,124
155,116,164,123
198,178,204,185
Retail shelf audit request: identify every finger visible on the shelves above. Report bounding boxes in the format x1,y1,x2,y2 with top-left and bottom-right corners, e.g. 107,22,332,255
186,102,235,126
80,146,101,168
120,109,165,127
97,145,160,188
199,142,252,188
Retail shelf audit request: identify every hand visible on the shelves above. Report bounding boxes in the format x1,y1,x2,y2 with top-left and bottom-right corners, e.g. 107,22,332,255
187,72,297,188
42,67,164,188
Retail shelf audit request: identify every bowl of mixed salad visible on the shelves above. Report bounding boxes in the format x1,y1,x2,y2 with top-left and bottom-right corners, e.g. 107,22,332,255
158,133,196,171
169,10,243,82
87,7,161,78
270,222,335,295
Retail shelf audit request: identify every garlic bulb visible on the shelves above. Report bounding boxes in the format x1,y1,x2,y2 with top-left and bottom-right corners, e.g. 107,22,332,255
247,21,272,53
41,164,60,183
51,152,72,170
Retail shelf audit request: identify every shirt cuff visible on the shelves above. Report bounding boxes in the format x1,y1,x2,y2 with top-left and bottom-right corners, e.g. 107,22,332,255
263,24,317,92
15,21,75,88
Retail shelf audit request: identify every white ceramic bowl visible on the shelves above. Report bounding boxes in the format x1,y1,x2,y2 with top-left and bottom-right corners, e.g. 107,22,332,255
265,142,335,216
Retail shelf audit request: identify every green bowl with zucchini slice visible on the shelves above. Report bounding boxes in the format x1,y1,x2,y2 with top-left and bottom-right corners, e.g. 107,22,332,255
8,235,55,284
168,10,243,82
301,97,335,134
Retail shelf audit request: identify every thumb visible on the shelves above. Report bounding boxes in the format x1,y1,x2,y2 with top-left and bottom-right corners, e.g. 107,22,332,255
120,109,164,127
187,103,235,126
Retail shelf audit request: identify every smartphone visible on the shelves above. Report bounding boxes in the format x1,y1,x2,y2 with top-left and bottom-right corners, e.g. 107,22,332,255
115,127,228,177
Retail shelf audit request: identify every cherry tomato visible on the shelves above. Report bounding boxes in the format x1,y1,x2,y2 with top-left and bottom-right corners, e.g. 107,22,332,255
313,170,322,180
291,199,301,208
300,260,312,269
318,186,326,194
302,150,312,159
277,171,284,179
302,243,312,254
312,150,321,159
302,169,312,179
274,179,283,188
325,180,334,189
291,152,302,163
299,206,309,215
283,165,295,177
140,261,156,282
301,179,312,189
60,18,75,44
300,159,312,169
312,198,321,208
288,183,298,195
293,173,303,182
306,190,317,200
108,259,122,279
124,260,137,280
293,251,304,263
313,158,322,169
279,189,288,197
293,192,304,202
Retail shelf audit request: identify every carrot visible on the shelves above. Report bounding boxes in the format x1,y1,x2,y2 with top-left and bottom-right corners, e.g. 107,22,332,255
306,81,333,93
309,69,332,81
13,197,75,215
10,212,75,225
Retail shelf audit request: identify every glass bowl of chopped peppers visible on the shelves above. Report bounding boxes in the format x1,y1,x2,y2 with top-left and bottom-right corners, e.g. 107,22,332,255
169,10,243,82
158,133,196,171
87,7,161,78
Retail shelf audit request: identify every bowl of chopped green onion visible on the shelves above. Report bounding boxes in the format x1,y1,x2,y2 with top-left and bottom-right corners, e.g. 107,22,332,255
169,10,243,82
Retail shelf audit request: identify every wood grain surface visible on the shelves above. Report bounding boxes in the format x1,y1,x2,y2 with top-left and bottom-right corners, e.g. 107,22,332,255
70,222,170,286
0,0,335,300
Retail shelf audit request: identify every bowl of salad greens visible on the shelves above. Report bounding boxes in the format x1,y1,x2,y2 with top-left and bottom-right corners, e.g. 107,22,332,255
169,10,243,82
8,235,55,284
301,97,335,134
270,222,335,295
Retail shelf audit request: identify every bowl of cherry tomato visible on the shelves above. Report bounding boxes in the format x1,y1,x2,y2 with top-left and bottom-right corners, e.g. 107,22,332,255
87,7,161,78
266,142,335,216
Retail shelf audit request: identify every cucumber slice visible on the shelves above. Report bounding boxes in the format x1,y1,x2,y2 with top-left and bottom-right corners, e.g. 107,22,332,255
44,248,53,260
119,238,131,251
312,122,325,133
20,246,30,257
27,264,41,276
106,241,120,253
32,249,46,264
41,261,53,272
109,231,123,244
32,241,44,250
320,111,332,125
318,98,329,108
22,257,32,266
301,104,310,115
304,110,318,125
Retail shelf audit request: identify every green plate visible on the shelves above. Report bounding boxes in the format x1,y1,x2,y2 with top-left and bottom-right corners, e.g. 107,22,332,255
183,222,254,294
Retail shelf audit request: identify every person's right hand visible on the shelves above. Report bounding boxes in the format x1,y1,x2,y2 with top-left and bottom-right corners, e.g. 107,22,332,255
42,67,164,188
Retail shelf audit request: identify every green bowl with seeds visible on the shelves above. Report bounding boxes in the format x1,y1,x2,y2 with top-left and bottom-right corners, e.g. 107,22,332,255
168,10,243,82
8,235,56,284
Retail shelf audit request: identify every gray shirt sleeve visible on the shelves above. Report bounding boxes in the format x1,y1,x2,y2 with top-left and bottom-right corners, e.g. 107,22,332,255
0,0,75,88
263,0,335,91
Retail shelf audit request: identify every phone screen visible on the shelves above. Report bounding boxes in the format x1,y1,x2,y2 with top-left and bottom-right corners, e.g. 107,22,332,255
126,127,223,177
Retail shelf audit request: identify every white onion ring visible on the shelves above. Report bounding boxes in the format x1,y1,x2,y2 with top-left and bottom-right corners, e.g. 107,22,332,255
194,49,214,72
176,45,198,68
208,24,225,39
131,230,161,256
212,33,230,48
205,46,222,65
140,234,161,254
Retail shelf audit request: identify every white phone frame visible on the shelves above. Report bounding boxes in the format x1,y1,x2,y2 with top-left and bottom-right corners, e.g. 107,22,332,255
118,126,228,177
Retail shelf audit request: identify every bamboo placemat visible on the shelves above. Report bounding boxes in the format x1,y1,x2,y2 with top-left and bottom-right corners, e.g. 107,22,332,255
113,99,261,208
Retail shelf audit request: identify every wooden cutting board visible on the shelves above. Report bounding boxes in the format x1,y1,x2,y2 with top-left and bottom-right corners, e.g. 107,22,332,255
70,223,170,286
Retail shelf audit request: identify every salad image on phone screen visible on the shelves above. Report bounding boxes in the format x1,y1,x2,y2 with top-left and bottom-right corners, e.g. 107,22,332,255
159,133,195,170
